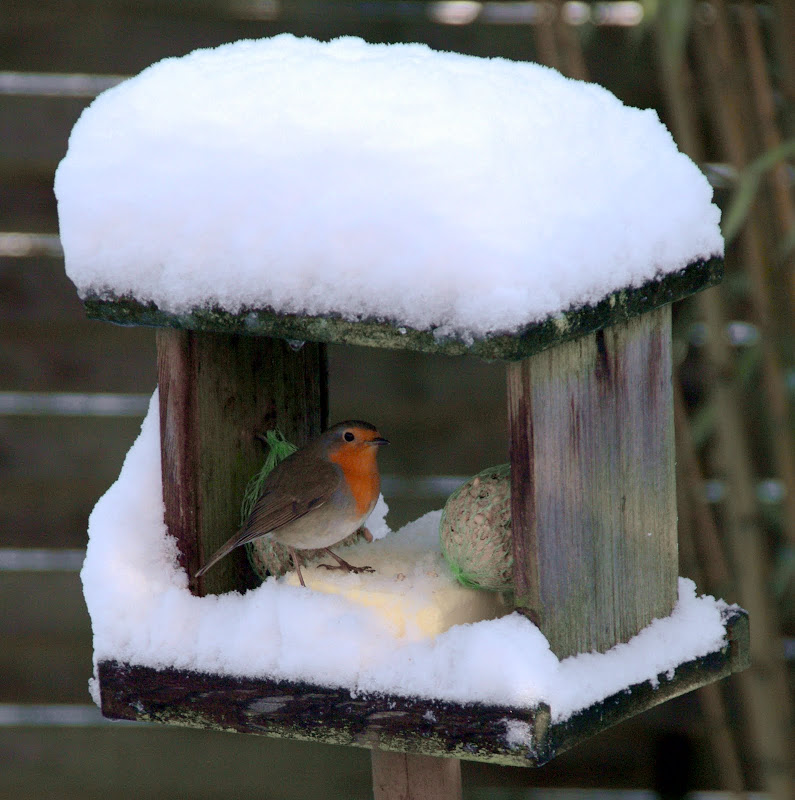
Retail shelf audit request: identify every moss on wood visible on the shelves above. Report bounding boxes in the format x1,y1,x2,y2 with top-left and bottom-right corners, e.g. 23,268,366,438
97,606,747,767
82,257,721,362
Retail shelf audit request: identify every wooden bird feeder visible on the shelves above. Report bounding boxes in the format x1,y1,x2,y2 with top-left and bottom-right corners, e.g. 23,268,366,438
59,33,747,800
83,254,749,797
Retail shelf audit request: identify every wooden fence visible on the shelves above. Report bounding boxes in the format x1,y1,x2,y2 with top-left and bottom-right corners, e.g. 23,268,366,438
2,2,791,797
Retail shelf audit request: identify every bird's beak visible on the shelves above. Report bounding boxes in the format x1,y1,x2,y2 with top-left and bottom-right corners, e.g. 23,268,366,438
369,437,390,446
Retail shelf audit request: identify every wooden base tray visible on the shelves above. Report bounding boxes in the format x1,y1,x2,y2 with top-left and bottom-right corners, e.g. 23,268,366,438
98,606,748,767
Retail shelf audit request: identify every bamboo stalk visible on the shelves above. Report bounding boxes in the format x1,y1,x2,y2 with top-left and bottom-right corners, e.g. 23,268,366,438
694,271,793,800
674,382,732,596
737,0,795,357
551,0,589,80
738,2,795,244
674,379,768,796
693,1,795,553
655,11,795,800
532,1,560,70
675,397,747,796
769,0,795,136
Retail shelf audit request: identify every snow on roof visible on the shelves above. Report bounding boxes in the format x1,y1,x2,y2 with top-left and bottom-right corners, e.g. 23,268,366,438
82,394,732,721
56,35,722,340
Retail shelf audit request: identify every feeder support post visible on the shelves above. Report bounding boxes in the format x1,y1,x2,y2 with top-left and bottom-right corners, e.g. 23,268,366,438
507,305,678,659
156,328,328,596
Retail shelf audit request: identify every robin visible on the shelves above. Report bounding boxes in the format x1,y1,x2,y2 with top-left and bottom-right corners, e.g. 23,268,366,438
195,420,389,587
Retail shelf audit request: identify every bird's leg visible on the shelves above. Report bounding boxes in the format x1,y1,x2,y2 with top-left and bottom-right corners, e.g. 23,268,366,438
318,548,375,575
287,546,306,587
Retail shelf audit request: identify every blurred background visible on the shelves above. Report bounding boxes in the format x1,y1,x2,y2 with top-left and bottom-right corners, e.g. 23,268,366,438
1,1,793,798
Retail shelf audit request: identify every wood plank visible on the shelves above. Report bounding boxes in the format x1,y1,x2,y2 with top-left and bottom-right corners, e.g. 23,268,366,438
0,639,92,703
371,751,462,800
0,416,143,480
0,257,82,322
83,258,720,362
507,306,678,659
0,4,438,76
0,176,58,229
0,416,145,546
0,342,508,546
0,481,99,547
0,96,87,173
96,606,748,767
157,329,327,596
0,572,91,703
0,323,156,392
0,2,664,112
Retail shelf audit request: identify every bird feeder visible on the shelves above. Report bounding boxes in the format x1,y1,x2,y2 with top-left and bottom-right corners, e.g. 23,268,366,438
58,36,748,798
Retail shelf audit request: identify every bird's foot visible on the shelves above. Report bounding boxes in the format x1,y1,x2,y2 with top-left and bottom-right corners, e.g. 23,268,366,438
318,562,375,575
318,547,375,575
287,546,306,587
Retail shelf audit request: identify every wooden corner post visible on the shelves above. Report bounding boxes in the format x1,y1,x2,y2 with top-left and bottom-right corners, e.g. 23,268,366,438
507,305,677,659
156,328,328,597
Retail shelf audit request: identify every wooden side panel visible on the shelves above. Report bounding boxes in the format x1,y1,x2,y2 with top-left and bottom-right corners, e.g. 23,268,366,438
507,306,677,659
156,329,327,596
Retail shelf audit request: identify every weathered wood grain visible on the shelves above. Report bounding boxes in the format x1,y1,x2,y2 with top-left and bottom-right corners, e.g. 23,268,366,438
96,606,748,768
371,751,462,800
97,659,552,767
0,572,91,703
83,258,720,362
0,323,156,392
0,482,97,547
0,96,85,172
0,257,78,322
156,329,327,596
0,415,147,547
507,305,677,659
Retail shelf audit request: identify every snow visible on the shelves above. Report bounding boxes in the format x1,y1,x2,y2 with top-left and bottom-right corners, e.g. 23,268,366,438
56,35,722,341
82,393,733,721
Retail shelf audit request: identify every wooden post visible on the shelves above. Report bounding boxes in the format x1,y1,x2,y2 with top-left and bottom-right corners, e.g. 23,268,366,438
156,328,327,596
371,751,462,800
507,305,677,658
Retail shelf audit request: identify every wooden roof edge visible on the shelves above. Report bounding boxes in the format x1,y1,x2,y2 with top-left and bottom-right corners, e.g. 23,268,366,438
81,256,722,361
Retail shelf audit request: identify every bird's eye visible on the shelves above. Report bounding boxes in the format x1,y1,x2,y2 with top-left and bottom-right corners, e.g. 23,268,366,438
343,431,355,442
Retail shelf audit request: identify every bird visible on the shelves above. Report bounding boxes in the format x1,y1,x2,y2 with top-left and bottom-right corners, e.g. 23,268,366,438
195,420,389,587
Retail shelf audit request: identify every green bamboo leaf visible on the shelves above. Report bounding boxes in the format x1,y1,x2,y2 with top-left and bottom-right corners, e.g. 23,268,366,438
722,138,795,245
655,0,694,72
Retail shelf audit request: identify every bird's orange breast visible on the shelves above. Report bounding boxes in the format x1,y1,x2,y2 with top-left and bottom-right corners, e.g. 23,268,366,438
328,445,381,517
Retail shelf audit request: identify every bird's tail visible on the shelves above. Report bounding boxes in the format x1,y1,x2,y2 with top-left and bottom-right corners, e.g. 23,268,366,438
195,539,239,578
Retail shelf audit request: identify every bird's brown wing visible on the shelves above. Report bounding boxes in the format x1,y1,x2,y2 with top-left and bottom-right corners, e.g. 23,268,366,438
195,456,339,578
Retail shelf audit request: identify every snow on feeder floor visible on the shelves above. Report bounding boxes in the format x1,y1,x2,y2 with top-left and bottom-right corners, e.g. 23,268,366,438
85,396,748,765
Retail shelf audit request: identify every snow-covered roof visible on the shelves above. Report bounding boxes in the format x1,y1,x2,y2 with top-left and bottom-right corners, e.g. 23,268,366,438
56,35,722,345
